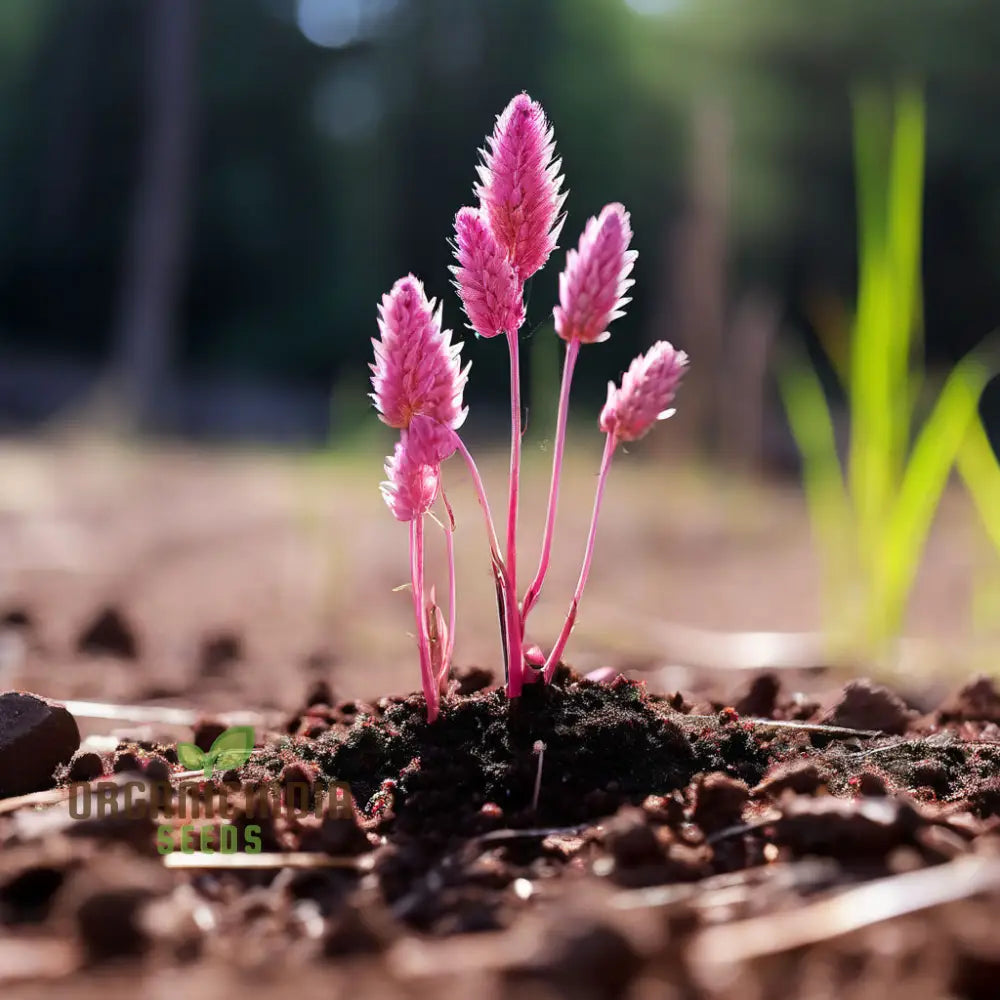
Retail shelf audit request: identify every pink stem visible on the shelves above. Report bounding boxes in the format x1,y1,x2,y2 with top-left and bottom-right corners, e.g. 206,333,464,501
542,433,617,683
522,337,580,624
409,516,439,721
453,432,522,697
441,490,457,685
504,327,525,696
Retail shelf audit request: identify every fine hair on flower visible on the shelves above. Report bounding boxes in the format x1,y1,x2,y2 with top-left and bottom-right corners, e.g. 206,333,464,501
370,92,688,721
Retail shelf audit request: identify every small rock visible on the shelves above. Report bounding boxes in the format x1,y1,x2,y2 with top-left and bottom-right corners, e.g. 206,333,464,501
734,673,780,718
911,758,950,796
453,665,495,695
774,796,919,857
692,773,749,834
941,676,1000,724
67,752,104,783
824,679,911,735
753,761,825,799
642,792,685,826
112,751,143,775
143,755,172,783
0,692,81,798
603,807,662,867
280,762,318,812
857,771,889,797
316,812,371,855
76,606,139,660
192,717,227,754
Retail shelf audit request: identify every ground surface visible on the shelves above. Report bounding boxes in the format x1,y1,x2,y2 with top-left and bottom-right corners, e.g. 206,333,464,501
3,668,1000,998
2,438,1000,998
0,436,994,711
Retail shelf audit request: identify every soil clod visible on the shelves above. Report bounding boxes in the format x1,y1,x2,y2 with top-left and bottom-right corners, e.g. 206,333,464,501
0,692,81,798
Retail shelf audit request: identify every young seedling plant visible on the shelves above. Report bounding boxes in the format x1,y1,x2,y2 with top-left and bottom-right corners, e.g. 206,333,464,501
371,94,688,721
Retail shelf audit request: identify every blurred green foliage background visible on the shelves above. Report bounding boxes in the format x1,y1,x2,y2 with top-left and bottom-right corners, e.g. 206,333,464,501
0,0,998,441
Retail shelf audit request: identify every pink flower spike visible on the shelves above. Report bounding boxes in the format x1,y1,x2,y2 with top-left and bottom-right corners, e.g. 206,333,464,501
476,93,566,282
371,275,469,430
554,203,636,345
452,207,524,339
599,341,689,443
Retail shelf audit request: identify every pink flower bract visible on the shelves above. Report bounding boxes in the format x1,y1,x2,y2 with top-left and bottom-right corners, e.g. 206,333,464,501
452,207,524,339
379,415,456,523
554,203,636,345
371,275,468,430
476,93,565,282
406,412,457,466
599,341,688,443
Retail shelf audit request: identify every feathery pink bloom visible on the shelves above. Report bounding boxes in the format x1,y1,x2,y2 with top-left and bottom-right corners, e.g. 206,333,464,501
370,275,468,430
599,341,688,443
554,203,636,345
476,93,565,282
452,207,524,339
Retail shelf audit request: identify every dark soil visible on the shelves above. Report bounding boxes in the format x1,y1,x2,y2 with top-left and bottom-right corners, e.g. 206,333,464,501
3,665,1000,998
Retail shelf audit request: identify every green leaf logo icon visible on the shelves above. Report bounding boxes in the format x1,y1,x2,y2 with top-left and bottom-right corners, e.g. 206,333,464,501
208,726,255,775
176,726,255,778
176,742,206,771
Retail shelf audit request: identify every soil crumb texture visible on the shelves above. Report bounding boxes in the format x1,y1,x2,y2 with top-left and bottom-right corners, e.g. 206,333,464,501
2,668,1000,999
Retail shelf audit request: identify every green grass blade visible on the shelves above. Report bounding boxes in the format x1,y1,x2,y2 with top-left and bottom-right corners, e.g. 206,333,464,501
958,412,1000,553
848,88,895,563
874,359,989,640
886,86,926,472
887,85,925,365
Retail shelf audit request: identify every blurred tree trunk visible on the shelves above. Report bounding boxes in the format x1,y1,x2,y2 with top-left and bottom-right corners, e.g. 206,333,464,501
650,99,778,470
661,98,730,455
109,0,198,431
718,290,778,471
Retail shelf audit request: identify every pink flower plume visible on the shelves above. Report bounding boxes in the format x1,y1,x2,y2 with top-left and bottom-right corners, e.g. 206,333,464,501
452,207,524,340
599,341,688,443
370,275,469,430
476,93,565,282
379,415,456,522
554,203,636,345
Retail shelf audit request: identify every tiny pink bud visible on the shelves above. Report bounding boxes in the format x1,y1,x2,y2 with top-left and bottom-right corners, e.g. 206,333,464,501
475,93,565,282
379,415,457,522
452,207,524,339
599,341,688,443
370,275,469,430
380,442,439,523
554,203,636,345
